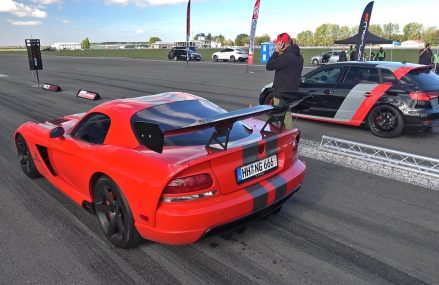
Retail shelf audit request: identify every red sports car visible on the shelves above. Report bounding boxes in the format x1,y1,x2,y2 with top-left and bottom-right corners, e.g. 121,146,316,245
15,92,306,248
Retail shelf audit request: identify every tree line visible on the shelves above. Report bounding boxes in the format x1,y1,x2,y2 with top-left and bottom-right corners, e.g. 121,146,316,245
297,22,439,47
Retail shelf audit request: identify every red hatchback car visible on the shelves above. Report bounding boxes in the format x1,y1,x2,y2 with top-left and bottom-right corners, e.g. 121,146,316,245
15,92,306,248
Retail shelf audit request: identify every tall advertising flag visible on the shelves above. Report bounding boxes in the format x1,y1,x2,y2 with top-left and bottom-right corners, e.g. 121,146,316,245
247,0,261,66
186,0,191,65
355,1,374,61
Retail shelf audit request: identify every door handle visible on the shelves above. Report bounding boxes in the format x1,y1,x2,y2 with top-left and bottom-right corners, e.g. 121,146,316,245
324,90,332,95
364,92,372,97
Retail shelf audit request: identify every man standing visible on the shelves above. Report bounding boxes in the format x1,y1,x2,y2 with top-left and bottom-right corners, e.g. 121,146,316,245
266,32,304,130
339,48,348,62
433,49,439,73
419,43,433,65
376,47,386,61
348,45,354,60
350,45,357,61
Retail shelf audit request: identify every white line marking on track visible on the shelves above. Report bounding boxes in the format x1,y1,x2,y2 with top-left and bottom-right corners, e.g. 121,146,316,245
0,74,8,78
299,139,438,191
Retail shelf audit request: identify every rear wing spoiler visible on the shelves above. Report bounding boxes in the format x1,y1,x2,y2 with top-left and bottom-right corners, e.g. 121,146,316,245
133,96,310,153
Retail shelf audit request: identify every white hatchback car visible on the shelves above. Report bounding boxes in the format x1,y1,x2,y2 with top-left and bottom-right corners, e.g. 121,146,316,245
212,48,248,62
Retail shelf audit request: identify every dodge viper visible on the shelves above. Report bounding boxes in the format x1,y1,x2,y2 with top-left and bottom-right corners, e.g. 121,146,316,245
15,92,306,248
260,62,439,138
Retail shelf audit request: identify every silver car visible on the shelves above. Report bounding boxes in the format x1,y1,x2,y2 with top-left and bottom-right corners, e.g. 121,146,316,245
311,51,341,65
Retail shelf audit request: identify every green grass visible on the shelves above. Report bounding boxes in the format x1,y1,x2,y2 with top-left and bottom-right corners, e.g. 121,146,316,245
0,48,421,65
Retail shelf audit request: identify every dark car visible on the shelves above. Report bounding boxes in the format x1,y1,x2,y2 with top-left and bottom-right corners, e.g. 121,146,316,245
168,47,201,61
260,62,439,138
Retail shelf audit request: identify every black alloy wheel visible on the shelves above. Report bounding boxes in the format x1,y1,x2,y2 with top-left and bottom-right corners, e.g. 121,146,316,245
264,92,274,106
16,134,41,178
94,176,140,248
367,105,404,138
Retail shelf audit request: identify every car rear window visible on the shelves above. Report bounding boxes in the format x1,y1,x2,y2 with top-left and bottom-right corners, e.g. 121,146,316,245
131,100,252,146
400,68,439,91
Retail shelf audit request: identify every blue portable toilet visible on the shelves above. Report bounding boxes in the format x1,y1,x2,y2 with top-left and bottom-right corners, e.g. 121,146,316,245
260,42,275,64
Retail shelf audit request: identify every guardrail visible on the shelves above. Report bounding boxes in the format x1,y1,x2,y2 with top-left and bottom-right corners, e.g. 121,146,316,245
319,135,439,179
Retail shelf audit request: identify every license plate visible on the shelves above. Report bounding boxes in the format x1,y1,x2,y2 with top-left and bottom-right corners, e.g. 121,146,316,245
431,98,439,109
236,154,278,183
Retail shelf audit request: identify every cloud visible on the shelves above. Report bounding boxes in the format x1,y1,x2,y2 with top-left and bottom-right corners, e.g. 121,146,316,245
106,0,188,7
135,29,145,34
0,0,47,18
32,0,62,4
7,19,42,26
62,19,70,24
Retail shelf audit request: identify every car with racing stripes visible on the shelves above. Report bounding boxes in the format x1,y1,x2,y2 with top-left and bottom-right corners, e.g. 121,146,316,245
15,92,306,248
260,62,439,138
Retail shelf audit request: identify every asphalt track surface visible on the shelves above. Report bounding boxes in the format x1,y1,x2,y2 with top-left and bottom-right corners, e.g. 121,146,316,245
1,55,438,284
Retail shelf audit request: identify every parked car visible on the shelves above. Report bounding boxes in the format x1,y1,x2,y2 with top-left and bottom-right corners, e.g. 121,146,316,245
168,47,201,61
311,51,341,65
259,61,439,138
212,48,248,62
14,92,306,248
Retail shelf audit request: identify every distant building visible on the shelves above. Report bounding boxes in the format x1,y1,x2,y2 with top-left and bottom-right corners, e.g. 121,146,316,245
51,42,81,50
401,40,425,48
152,40,211,49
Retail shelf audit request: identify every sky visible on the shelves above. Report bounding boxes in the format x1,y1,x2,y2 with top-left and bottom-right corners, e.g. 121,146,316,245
0,0,438,46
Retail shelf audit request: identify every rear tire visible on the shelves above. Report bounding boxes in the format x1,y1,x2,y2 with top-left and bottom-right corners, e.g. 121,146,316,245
94,176,141,248
367,105,404,138
16,134,41,178
173,56,178,61
213,55,218,62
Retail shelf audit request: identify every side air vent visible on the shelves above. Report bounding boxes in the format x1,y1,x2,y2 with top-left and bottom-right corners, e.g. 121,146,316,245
36,145,56,176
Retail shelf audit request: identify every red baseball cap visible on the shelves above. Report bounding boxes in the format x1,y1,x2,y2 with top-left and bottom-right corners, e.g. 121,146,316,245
274,33,291,43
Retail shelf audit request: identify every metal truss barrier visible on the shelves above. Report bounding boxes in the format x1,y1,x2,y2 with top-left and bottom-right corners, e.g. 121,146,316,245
319,135,439,179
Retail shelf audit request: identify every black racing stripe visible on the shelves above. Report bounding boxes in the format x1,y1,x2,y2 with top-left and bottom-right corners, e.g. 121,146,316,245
246,184,268,212
243,142,259,165
270,175,288,201
265,136,278,156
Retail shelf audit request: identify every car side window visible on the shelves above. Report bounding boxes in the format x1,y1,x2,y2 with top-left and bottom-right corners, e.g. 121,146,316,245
344,66,380,85
380,69,400,85
306,67,343,84
72,113,111,144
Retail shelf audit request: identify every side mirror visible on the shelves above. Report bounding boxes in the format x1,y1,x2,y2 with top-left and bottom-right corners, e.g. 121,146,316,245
50,126,65,138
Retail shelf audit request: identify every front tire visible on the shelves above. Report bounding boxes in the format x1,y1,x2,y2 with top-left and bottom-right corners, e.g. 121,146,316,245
16,134,41,178
94,176,141,248
173,56,178,61
312,59,319,65
230,55,236,62
367,105,404,138
213,55,218,62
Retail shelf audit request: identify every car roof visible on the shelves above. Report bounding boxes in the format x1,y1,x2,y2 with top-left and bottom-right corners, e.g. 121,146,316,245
91,92,203,116
325,61,425,70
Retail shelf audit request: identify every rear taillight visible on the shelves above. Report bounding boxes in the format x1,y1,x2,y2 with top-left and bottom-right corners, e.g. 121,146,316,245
162,174,215,202
409,91,439,101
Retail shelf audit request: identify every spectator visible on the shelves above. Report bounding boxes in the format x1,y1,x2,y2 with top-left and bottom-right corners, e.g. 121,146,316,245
266,32,304,130
376,47,386,61
348,45,354,60
433,49,439,73
419,43,433,65
350,46,357,61
339,48,348,62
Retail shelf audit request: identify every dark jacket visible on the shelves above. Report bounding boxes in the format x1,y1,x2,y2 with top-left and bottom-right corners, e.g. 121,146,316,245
266,45,304,99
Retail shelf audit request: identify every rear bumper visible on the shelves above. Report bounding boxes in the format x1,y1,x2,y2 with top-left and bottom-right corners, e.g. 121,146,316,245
135,158,306,245
404,109,439,129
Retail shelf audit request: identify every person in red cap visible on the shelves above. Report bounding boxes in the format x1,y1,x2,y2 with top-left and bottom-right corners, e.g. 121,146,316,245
266,32,304,129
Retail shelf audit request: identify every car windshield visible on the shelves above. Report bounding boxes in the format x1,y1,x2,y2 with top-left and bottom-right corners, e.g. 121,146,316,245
400,68,439,91
131,100,252,146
